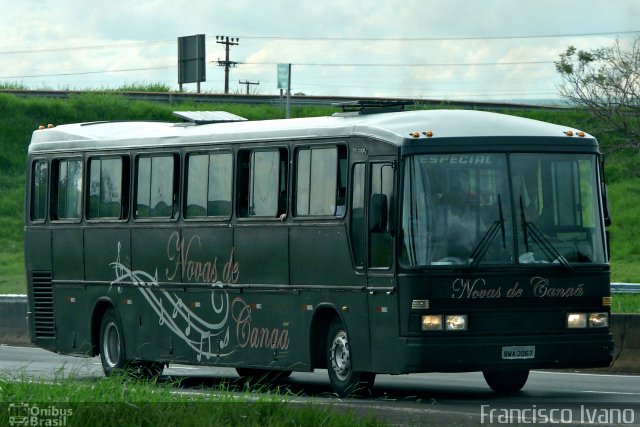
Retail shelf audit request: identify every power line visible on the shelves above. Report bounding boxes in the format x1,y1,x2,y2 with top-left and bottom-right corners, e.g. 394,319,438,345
231,30,640,42
1,58,556,80
0,40,174,55
0,65,175,79
1,29,637,56
239,60,554,67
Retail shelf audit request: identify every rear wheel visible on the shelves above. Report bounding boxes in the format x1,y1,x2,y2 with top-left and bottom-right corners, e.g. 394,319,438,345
99,308,164,379
99,308,127,377
483,369,529,393
326,319,375,397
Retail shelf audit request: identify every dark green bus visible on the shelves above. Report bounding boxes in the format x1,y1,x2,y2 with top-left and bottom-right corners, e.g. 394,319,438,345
25,105,613,396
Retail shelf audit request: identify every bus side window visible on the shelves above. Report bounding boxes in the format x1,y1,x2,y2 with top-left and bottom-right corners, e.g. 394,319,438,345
30,160,48,222
88,157,128,220
337,148,347,217
135,154,178,219
51,158,82,221
369,163,394,268
350,163,366,267
295,146,345,216
237,148,287,218
185,152,233,218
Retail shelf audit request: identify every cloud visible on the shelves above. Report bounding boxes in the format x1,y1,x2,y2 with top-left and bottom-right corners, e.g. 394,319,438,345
1,0,638,100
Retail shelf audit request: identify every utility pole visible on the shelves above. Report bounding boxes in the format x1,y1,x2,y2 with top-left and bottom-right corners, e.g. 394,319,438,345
239,80,259,94
215,36,239,94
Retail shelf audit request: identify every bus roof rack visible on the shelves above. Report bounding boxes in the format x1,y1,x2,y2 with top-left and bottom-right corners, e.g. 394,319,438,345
173,111,248,125
332,100,415,116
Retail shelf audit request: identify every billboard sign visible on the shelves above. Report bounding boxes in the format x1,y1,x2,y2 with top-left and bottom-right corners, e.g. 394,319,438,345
178,34,206,84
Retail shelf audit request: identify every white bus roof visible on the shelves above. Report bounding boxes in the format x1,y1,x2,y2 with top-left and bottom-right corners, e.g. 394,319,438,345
29,109,594,153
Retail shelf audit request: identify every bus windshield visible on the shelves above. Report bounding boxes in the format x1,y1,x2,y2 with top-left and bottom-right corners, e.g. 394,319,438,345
401,153,606,267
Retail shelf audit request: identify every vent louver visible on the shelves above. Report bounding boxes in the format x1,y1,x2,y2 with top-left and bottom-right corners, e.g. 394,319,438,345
32,271,55,339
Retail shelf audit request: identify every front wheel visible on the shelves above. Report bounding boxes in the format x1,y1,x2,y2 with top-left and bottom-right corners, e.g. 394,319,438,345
326,319,375,397
483,369,529,393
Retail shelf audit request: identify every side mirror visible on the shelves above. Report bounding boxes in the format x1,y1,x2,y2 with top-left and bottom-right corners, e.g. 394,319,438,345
369,193,388,232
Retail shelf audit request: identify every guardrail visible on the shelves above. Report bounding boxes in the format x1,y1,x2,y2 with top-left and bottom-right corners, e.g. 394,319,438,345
611,283,640,294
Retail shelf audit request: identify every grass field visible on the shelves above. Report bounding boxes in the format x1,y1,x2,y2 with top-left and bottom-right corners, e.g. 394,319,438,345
0,374,382,426
0,91,638,299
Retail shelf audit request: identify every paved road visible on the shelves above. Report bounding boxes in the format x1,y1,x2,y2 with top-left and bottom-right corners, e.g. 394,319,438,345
2,344,639,425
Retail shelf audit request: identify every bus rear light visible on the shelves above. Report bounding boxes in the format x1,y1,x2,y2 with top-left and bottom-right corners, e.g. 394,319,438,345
602,297,612,307
421,315,443,331
588,312,609,328
445,315,468,331
566,313,587,328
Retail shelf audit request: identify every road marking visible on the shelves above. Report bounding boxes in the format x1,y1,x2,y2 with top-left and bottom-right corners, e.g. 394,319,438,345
581,390,640,396
534,370,640,379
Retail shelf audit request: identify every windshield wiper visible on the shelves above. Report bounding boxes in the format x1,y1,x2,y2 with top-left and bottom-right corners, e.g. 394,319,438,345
519,196,570,270
469,194,506,268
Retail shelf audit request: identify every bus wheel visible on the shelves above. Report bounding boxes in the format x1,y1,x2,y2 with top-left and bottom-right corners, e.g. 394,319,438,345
99,308,128,377
483,369,529,393
236,368,292,383
326,319,375,397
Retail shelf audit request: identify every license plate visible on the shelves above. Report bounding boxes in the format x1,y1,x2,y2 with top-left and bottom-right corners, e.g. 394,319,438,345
502,345,535,360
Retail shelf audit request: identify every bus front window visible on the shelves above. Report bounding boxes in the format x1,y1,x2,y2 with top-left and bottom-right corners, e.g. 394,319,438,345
401,154,514,267
401,153,607,268
510,154,606,265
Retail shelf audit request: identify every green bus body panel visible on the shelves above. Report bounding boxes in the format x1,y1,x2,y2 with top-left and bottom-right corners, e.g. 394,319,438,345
85,227,129,281
52,228,84,281
289,225,359,286
234,225,288,285
25,230,51,271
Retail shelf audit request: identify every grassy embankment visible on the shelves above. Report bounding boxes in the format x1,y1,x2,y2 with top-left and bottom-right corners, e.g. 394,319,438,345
0,92,638,312
0,374,382,426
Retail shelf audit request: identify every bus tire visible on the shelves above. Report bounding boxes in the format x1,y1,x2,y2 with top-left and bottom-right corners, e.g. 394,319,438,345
99,308,128,377
326,319,375,397
483,369,529,393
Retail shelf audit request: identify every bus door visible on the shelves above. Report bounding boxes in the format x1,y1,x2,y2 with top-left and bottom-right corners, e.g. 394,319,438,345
366,160,397,370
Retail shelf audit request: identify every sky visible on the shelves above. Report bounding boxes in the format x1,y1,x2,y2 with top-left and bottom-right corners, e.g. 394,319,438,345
0,0,638,103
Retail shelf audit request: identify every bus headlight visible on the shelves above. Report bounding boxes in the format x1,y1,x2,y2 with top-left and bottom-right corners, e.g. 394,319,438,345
445,315,468,331
566,312,609,328
588,312,609,328
421,315,443,331
566,313,587,328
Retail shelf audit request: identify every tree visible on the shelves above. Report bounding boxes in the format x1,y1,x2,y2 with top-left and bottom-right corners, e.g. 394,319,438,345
555,36,640,149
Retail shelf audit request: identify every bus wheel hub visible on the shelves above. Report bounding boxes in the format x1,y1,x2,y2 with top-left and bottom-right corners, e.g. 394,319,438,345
330,331,351,380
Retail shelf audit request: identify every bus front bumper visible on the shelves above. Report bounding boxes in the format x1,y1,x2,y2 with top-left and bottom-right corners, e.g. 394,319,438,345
396,332,614,374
